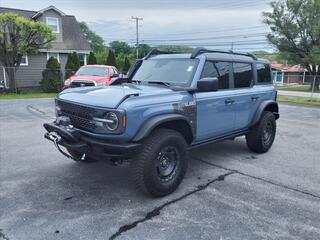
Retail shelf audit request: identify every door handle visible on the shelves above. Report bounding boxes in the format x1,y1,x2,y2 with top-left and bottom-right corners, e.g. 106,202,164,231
251,96,259,101
225,99,235,105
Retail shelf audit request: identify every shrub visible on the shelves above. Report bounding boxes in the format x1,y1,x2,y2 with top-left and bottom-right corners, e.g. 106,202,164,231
123,57,131,74
65,52,80,79
106,50,116,67
88,52,97,64
40,57,62,92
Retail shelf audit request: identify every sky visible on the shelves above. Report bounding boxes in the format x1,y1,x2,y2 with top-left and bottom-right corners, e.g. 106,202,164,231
0,0,274,51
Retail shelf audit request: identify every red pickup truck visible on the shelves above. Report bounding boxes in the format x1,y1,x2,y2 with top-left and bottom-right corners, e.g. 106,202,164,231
64,65,119,88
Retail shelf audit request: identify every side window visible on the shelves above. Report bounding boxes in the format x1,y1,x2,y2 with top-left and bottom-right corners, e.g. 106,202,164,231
200,61,229,89
257,63,271,83
233,63,253,88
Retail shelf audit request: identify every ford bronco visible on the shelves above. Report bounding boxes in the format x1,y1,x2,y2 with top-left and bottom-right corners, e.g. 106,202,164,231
44,47,279,197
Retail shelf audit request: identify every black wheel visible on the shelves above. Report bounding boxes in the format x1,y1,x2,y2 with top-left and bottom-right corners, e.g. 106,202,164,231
67,149,97,163
246,111,276,153
133,128,188,197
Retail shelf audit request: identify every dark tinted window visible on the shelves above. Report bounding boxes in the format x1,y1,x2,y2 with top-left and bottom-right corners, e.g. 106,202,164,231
257,63,271,83
200,61,229,89
233,63,253,88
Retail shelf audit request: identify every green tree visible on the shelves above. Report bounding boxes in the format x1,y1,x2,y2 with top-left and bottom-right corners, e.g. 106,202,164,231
110,41,131,55
263,0,320,90
88,52,97,64
40,57,62,93
65,52,80,79
0,13,55,91
251,50,287,63
138,44,152,58
106,50,116,67
123,57,131,74
96,48,109,64
79,22,105,53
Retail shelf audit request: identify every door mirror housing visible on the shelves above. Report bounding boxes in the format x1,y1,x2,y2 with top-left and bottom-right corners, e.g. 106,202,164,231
112,73,119,77
197,77,219,92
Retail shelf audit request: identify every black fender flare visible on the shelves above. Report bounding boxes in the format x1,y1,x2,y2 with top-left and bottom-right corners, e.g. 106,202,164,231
132,113,193,142
251,100,279,126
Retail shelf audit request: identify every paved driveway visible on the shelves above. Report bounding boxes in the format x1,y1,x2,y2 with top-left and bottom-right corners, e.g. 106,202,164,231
0,99,320,240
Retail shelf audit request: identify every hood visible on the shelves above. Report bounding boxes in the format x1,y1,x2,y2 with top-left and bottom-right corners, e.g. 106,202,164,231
58,84,175,109
69,75,108,81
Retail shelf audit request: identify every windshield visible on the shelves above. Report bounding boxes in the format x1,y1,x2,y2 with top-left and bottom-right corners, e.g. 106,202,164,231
132,59,198,86
76,67,109,76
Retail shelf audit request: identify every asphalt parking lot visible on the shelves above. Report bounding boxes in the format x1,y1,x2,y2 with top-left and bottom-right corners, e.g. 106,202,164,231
1,99,320,240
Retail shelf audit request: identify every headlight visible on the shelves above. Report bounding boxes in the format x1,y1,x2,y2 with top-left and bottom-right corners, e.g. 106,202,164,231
93,112,119,131
104,112,119,130
64,79,71,86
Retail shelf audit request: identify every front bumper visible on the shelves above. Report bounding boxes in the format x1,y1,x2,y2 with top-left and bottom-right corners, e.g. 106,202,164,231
44,122,141,159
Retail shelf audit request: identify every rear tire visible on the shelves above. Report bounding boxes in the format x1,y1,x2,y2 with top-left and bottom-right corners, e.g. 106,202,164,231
133,128,188,197
246,111,276,153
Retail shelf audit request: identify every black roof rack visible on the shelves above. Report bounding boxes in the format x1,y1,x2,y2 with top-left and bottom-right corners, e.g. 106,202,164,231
190,47,258,60
144,49,179,60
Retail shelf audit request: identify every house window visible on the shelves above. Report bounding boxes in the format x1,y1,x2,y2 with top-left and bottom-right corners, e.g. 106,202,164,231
79,54,87,66
47,52,60,62
20,54,28,66
46,17,59,33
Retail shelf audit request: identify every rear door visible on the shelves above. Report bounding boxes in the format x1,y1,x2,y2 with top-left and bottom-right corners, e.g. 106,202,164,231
230,62,257,130
195,61,236,142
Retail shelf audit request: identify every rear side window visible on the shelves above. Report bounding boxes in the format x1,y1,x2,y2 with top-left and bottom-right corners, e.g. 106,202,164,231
233,63,253,88
257,63,271,83
200,61,229,89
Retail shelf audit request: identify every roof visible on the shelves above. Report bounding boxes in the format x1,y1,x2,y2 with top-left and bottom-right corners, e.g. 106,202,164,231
272,63,305,72
150,52,269,64
0,6,91,52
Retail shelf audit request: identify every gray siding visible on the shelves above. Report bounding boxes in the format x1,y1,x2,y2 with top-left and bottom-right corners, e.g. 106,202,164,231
0,53,69,89
38,10,63,43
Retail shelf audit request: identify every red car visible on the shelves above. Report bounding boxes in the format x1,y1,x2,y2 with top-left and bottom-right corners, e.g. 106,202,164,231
64,65,119,88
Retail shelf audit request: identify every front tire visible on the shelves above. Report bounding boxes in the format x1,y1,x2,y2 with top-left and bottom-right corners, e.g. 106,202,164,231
246,111,276,153
133,128,188,197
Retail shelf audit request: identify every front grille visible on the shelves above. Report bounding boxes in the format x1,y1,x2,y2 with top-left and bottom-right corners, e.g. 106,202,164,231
57,100,97,131
70,81,95,88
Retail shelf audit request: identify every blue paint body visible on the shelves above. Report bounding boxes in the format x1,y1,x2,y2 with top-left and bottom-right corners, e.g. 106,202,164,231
56,53,277,145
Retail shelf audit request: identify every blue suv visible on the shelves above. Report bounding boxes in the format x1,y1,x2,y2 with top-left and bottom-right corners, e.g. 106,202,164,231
44,48,279,197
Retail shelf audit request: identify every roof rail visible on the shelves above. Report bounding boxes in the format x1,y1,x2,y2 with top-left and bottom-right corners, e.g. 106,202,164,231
144,49,179,60
190,47,258,60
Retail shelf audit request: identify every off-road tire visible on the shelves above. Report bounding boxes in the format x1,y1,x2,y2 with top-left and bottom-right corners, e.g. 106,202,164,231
67,149,97,163
246,111,276,153
133,128,188,197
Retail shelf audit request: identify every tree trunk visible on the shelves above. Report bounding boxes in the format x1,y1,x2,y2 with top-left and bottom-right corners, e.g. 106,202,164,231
5,67,16,92
312,75,320,92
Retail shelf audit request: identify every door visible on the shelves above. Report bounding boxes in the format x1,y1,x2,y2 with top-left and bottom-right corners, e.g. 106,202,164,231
195,61,236,142
231,62,258,130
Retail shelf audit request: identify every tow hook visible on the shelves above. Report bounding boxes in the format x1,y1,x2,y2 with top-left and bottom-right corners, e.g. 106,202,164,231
45,132,85,162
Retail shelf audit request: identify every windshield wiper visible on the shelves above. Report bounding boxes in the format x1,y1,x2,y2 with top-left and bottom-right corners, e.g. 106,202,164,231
147,81,171,87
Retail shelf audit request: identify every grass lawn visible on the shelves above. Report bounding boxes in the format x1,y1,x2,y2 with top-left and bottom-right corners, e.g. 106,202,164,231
275,84,317,92
278,95,320,107
0,92,57,100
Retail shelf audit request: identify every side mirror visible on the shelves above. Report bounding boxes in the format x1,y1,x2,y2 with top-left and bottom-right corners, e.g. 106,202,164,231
197,77,219,92
112,73,119,77
71,70,76,75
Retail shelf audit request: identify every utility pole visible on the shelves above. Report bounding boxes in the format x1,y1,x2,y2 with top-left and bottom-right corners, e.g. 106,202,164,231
131,16,143,59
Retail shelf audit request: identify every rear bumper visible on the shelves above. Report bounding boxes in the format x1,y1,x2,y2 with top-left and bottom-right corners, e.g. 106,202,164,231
44,122,141,159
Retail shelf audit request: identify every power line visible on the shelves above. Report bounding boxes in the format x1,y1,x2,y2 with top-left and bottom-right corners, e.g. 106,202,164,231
140,32,268,42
